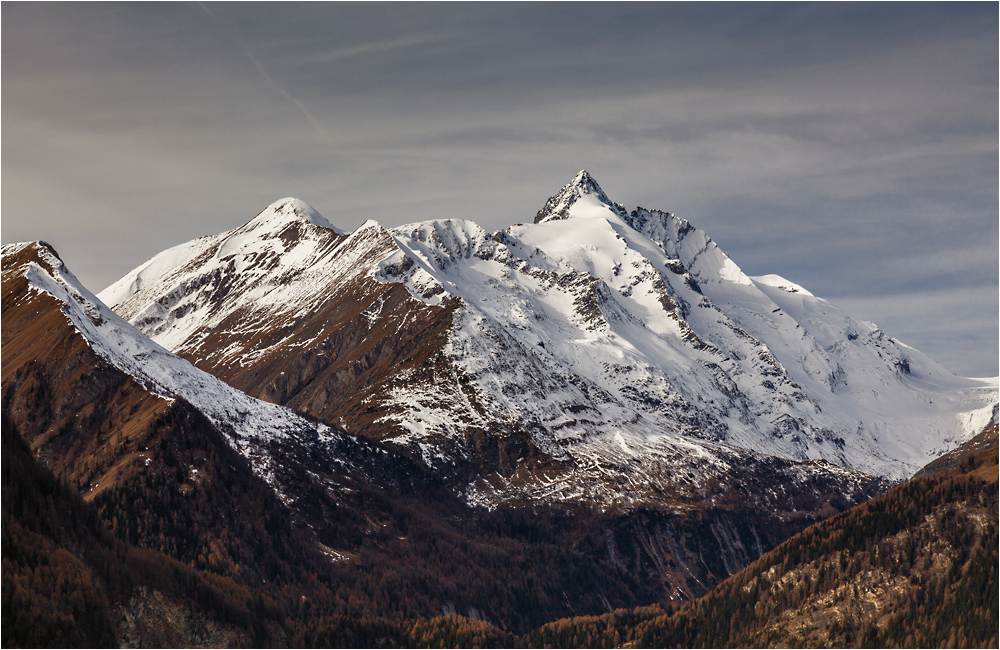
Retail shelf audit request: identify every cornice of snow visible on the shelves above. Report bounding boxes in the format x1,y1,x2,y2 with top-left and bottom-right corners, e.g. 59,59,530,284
751,274,815,297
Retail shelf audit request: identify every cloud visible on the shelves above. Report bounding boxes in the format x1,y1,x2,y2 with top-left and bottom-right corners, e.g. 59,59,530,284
2,3,996,376
195,3,333,141
303,36,439,65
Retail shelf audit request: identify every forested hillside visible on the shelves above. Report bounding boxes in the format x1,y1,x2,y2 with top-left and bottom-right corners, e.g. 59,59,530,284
1,411,299,647
526,427,998,648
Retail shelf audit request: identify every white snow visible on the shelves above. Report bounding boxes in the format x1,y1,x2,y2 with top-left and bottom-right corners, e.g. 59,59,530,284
7,241,340,498
380,173,997,481
93,176,999,506
98,200,390,365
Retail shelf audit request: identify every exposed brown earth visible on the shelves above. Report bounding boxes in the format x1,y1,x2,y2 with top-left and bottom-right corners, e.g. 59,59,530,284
217,282,459,441
2,243,174,493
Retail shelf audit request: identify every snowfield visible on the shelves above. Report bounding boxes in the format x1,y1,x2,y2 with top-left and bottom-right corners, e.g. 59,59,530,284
93,172,997,508
380,172,997,481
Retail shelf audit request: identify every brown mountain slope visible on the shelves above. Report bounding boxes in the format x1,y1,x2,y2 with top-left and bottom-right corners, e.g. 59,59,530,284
2,242,337,585
3,241,176,492
4,241,893,637
525,434,999,648
915,422,998,481
1,245,442,644
2,407,422,648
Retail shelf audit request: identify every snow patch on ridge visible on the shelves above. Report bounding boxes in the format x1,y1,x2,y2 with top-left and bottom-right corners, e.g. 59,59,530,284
10,241,339,495
752,274,815,297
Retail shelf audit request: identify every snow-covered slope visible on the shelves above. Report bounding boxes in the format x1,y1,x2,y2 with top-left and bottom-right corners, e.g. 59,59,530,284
99,198,361,358
380,172,995,481
99,173,997,499
4,240,344,498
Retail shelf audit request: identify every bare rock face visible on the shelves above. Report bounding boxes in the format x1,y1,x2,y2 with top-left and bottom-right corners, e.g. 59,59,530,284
116,587,249,649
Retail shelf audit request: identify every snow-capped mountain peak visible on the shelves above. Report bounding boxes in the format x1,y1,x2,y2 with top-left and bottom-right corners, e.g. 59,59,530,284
534,169,628,224
249,197,341,233
100,178,998,498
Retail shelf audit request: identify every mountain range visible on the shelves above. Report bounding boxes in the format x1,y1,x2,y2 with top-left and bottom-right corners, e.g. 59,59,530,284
3,171,996,646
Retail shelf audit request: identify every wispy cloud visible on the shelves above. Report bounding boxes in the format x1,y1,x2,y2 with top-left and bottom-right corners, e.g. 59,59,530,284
304,35,438,65
239,45,330,140
196,2,331,141
2,3,996,375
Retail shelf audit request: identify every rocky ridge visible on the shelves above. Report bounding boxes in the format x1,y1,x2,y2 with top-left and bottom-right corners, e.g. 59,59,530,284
99,172,996,508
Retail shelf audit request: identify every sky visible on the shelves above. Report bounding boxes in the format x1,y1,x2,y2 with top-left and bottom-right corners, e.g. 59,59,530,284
2,3,997,377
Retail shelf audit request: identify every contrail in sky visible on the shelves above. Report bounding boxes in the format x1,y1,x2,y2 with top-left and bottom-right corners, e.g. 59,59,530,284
240,46,331,139
196,2,330,140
